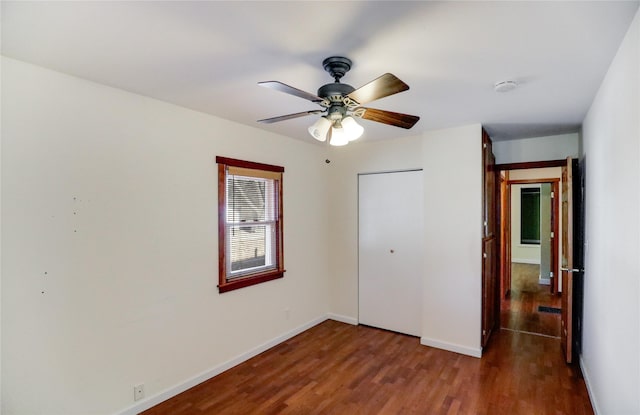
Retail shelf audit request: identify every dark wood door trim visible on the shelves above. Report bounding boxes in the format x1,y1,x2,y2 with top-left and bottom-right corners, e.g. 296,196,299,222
507,178,561,186
495,159,569,171
499,172,511,300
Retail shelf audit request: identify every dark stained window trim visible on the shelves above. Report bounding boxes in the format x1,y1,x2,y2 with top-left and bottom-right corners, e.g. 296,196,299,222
217,157,285,293
215,156,284,173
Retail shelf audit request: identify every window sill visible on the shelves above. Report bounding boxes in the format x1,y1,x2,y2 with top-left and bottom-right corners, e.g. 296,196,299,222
218,270,285,293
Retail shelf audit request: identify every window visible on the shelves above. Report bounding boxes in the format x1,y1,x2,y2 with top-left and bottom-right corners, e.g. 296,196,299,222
521,187,541,245
216,156,284,293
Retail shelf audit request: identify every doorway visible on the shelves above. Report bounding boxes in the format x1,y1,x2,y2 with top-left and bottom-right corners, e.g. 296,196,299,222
499,170,562,338
492,158,583,363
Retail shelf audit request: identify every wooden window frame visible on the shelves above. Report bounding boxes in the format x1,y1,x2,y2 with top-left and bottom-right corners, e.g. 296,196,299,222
216,156,285,293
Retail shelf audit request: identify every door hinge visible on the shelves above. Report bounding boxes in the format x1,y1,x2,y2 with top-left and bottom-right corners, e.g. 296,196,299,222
483,252,487,258
551,231,554,238
550,272,554,278
482,329,486,336
551,191,555,198
483,143,487,149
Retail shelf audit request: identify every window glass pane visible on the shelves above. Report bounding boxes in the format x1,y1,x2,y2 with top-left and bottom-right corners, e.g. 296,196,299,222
521,188,541,245
226,173,277,278
227,224,276,278
226,175,275,223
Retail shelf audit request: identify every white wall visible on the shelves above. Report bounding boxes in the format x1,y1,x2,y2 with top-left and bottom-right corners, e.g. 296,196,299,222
327,124,483,358
1,57,331,415
580,9,640,415
493,132,579,164
421,125,483,357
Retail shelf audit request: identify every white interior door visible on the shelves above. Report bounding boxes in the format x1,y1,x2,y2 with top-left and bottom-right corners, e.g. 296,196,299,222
358,170,423,337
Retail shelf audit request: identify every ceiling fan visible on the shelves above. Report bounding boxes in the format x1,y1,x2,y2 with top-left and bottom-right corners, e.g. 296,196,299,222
257,56,420,146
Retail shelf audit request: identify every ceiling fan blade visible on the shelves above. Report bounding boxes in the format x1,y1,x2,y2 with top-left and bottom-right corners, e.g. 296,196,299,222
258,81,323,102
347,73,409,104
357,107,420,129
258,110,323,124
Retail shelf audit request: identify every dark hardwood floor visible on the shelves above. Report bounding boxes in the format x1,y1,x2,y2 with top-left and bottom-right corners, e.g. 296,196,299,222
142,319,593,415
501,262,562,337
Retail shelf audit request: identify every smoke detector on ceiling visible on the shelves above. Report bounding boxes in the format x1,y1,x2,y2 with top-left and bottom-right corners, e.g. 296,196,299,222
494,80,518,93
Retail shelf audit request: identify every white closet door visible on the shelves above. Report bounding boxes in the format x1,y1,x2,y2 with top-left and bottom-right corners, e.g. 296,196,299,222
358,170,423,337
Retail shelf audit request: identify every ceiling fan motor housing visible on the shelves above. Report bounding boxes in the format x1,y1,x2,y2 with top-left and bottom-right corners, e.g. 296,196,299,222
318,78,356,123
317,82,355,100
317,81,354,123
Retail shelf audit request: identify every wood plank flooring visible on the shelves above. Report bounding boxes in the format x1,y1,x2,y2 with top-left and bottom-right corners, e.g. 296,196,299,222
142,319,593,415
501,263,562,337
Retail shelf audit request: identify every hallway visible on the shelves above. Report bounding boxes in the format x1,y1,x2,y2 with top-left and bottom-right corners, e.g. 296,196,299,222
501,262,562,337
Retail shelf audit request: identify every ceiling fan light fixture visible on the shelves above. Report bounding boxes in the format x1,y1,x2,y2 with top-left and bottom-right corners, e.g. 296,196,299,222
329,125,349,146
341,116,364,141
308,116,331,141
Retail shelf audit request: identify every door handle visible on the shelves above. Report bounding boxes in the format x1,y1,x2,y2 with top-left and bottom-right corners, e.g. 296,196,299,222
561,268,583,273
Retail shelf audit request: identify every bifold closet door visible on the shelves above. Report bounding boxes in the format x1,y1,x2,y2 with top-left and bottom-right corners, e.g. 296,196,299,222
358,170,423,337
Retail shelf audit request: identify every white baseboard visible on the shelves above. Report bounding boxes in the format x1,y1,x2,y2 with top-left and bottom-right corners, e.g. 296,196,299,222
512,258,541,265
420,337,482,358
326,313,358,325
580,355,600,415
116,315,328,415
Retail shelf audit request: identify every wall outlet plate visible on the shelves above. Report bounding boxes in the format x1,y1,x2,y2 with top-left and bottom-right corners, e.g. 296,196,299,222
134,384,145,401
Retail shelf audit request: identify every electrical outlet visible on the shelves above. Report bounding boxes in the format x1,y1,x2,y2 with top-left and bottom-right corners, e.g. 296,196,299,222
134,384,145,401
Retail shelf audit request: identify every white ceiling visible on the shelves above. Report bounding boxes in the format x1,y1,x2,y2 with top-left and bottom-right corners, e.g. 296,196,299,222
2,1,638,143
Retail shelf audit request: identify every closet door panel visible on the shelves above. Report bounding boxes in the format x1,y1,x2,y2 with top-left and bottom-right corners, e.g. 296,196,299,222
358,170,423,337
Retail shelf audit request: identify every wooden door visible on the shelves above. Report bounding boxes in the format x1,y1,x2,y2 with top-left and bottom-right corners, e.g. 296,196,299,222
540,182,560,295
482,237,496,345
551,181,560,295
500,172,511,299
358,170,423,337
481,130,498,347
561,157,574,363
